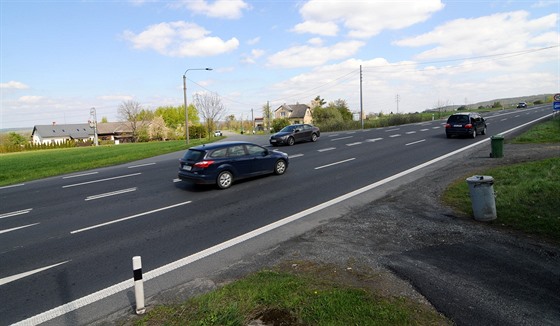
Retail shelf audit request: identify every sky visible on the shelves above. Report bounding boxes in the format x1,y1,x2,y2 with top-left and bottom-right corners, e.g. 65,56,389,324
1,0,559,129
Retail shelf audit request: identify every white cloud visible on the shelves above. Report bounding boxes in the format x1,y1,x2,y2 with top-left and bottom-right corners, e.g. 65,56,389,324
296,0,444,38
241,49,265,64
395,11,559,60
247,37,260,45
267,40,365,68
122,21,239,57
98,95,134,102
171,0,250,19
1,81,29,89
19,95,43,103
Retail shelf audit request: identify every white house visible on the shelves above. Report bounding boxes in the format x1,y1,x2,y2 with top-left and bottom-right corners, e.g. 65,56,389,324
31,123,94,145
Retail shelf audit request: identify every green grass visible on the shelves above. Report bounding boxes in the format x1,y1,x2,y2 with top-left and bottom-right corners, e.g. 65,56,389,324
132,269,448,326
443,118,560,241
0,139,220,186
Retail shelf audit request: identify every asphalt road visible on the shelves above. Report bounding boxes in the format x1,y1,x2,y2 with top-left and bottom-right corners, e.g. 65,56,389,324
0,106,554,325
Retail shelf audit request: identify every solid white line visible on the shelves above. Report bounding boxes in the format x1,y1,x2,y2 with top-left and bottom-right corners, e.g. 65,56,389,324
0,261,69,286
406,139,426,146
63,172,98,179
315,158,355,170
0,223,40,235
85,188,137,201
0,183,25,190
15,113,553,326
0,208,33,219
318,147,336,152
70,201,192,234
128,163,156,169
62,173,141,188
289,154,304,158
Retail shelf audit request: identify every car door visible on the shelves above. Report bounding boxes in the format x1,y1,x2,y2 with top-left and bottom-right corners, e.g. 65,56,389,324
226,145,252,177
245,144,273,174
294,124,310,142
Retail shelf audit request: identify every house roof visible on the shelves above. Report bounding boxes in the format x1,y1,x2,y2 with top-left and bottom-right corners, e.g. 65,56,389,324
276,104,310,119
96,122,133,134
32,124,93,139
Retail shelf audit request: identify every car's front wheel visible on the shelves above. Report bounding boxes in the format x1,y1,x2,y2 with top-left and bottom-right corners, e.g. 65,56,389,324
311,133,318,142
287,137,295,146
274,159,287,175
217,171,233,189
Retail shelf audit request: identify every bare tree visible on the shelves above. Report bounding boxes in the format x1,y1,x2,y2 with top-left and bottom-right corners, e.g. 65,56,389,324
193,92,227,137
118,100,149,142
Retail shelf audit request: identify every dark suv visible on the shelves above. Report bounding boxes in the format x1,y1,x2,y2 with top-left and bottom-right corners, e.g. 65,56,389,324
445,112,487,138
178,141,289,189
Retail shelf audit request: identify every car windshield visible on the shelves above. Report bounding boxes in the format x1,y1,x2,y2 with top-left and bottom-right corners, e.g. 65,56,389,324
280,125,297,132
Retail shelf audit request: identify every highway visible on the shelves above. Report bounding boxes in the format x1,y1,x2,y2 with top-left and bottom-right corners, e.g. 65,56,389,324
0,106,554,325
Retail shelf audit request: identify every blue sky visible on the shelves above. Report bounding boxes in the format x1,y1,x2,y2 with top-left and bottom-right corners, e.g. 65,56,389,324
1,0,559,129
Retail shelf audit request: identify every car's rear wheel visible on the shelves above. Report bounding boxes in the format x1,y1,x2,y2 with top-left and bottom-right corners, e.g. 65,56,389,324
287,137,295,146
471,129,477,139
311,133,318,142
481,126,487,135
274,159,287,175
217,171,233,189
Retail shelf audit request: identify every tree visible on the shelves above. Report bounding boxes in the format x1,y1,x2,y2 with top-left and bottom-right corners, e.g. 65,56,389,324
328,99,352,121
193,92,227,137
118,100,148,142
272,118,290,133
310,95,326,109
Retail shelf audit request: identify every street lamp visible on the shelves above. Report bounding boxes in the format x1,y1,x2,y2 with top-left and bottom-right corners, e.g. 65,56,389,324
183,67,213,144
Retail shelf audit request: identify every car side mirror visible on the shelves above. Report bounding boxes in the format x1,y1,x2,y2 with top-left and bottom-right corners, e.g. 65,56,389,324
263,150,269,156
295,129,300,133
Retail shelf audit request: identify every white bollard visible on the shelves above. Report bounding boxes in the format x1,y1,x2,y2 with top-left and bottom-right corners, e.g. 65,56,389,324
132,256,146,314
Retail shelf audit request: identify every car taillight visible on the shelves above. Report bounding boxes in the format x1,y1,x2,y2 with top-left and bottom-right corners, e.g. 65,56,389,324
193,160,214,168
445,123,451,128
465,124,473,129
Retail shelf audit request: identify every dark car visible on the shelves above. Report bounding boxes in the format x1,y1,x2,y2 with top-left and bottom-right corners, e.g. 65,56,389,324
445,112,487,138
517,102,527,108
178,141,289,189
269,123,320,146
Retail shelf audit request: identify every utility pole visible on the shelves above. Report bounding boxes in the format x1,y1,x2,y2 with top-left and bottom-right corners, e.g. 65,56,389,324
395,94,400,114
360,65,363,129
89,107,99,146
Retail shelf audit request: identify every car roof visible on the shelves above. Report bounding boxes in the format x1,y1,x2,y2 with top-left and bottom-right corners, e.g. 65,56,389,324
189,141,257,151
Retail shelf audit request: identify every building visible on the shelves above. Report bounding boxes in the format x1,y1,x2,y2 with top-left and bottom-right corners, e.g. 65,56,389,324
273,104,313,124
31,123,94,145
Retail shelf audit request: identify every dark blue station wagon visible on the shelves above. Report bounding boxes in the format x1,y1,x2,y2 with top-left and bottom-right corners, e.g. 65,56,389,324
178,141,289,189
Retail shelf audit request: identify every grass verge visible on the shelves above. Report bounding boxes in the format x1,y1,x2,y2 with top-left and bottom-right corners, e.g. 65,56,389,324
0,139,219,186
132,264,450,326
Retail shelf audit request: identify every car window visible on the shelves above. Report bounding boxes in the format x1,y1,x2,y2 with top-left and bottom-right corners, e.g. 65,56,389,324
246,144,266,156
209,148,227,158
182,149,205,161
448,115,468,123
227,145,246,157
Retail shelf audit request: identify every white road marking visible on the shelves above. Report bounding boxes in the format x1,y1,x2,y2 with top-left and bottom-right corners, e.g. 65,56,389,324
0,261,69,286
405,131,416,134
85,188,137,201
0,223,40,235
331,136,353,141
419,129,430,132
70,201,192,234
173,178,181,183
0,184,25,190
0,208,33,219
385,128,400,132
289,154,304,158
62,173,141,188
346,142,362,146
315,158,355,170
406,139,426,146
63,172,98,179
389,134,401,138
318,147,336,152
432,126,440,129
365,138,383,142
128,163,156,169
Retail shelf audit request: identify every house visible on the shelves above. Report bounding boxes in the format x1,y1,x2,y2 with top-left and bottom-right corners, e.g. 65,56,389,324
31,123,94,145
274,104,313,124
31,122,138,145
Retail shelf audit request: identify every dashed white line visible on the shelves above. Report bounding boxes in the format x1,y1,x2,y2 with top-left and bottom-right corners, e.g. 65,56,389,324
85,188,137,201
0,261,69,286
0,223,40,235
419,129,430,132
318,147,336,152
406,139,426,146
346,142,363,146
70,201,192,234
0,208,33,219
389,134,401,138
315,158,355,170
405,131,417,134
62,173,141,188
385,128,400,132
289,154,304,158
128,163,156,169
365,138,383,142
331,136,353,141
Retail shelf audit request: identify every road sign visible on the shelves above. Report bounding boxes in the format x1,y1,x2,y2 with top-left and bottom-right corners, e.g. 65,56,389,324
554,101,560,111
554,93,560,101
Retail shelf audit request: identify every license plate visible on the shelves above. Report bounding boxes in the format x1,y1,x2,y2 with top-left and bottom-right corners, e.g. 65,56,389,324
453,124,462,127
270,139,277,143
183,165,192,171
